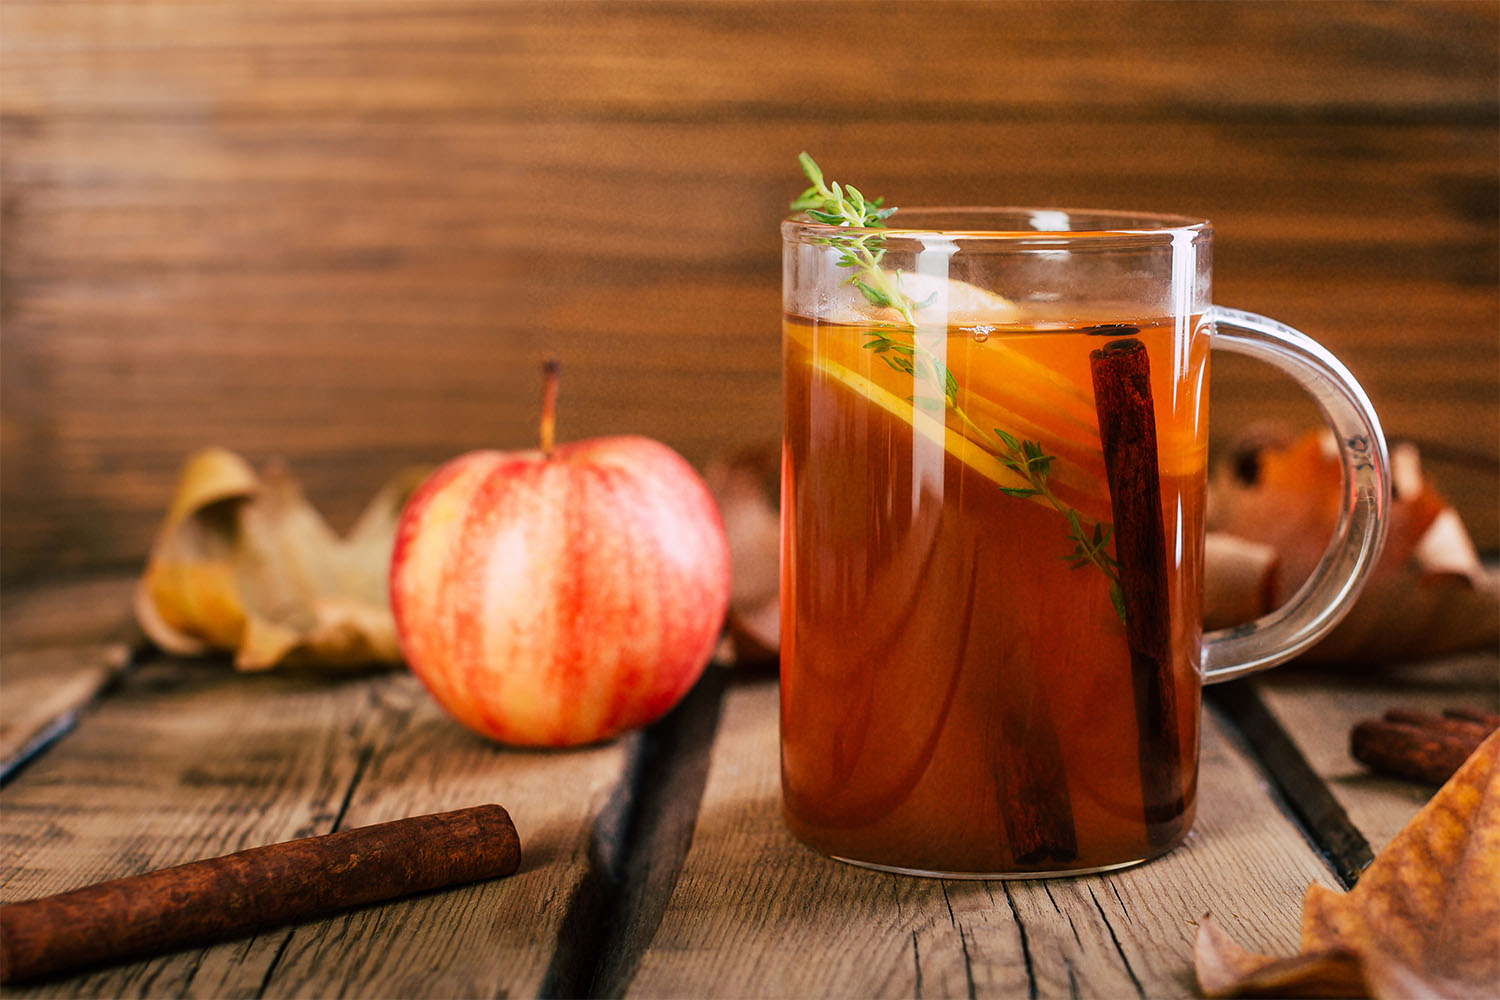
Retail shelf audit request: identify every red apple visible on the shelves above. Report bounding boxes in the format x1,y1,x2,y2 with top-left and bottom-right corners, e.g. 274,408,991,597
389,362,730,747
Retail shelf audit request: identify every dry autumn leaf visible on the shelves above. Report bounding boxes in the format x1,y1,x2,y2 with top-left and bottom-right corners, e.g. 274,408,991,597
1196,730,1500,998
134,448,429,670
1207,424,1499,663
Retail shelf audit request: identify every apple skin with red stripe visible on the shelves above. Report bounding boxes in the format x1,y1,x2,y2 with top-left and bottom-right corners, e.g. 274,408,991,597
389,435,731,747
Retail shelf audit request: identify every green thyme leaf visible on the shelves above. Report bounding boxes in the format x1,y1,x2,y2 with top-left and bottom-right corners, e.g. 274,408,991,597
798,151,824,188
854,280,892,307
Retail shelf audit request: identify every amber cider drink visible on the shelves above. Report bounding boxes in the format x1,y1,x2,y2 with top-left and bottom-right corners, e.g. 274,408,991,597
780,310,1209,876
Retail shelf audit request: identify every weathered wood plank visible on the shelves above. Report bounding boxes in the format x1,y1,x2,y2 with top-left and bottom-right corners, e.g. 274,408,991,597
252,676,637,1000
0,658,387,996
1207,681,1375,887
0,576,141,778
584,667,729,999
1254,654,1500,853
0,644,129,781
0,660,629,997
622,678,1335,998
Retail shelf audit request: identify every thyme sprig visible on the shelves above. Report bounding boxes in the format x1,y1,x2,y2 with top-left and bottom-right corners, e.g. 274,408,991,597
863,333,959,413
993,429,1126,622
790,152,916,327
792,153,1126,623
793,154,976,431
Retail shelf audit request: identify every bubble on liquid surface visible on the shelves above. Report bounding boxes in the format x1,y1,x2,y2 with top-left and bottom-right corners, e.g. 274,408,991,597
970,325,994,343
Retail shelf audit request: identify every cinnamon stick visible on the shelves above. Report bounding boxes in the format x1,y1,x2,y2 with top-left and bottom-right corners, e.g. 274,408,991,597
995,684,1078,865
1382,709,1492,744
1090,338,1185,844
0,804,521,984
1351,708,1497,786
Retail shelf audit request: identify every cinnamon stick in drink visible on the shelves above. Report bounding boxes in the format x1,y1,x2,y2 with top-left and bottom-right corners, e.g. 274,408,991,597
0,804,521,984
995,688,1079,864
1091,338,1185,844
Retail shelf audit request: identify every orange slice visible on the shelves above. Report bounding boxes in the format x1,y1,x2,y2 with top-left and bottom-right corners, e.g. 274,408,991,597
814,272,1097,420
804,350,1114,526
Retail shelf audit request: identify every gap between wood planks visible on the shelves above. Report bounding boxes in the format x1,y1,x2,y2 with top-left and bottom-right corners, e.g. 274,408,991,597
540,666,730,999
0,573,152,787
1206,681,1374,888
0,643,155,788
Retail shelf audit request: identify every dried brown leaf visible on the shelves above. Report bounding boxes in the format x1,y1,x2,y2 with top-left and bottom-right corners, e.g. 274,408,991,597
1197,733,1500,999
1207,425,1499,662
1194,916,1289,993
134,448,428,670
1196,917,1368,998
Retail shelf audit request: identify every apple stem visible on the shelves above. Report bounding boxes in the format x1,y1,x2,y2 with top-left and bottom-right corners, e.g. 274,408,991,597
539,358,561,456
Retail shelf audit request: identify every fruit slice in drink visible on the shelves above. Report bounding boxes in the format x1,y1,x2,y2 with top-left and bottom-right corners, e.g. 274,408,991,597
782,316,1113,526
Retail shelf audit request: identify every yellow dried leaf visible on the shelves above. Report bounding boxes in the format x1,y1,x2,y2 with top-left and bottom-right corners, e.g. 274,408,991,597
1301,730,1500,991
1196,733,1500,998
134,448,428,670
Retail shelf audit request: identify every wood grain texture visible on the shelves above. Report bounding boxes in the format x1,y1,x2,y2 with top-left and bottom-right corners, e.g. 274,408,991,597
623,678,1337,998
0,658,630,997
2,1,1495,581
2,3,1492,117
1207,681,1376,887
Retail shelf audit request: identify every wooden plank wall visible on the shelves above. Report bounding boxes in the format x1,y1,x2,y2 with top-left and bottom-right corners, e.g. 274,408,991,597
2,1,1495,582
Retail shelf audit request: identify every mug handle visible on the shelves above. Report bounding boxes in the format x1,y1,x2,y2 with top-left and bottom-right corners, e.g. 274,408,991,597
1200,306,1391,683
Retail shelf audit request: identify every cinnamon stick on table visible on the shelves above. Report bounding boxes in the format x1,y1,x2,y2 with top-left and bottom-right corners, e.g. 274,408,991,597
1441,707,1500,729
1091,338,1186,845
0,804,521,984
1351,708,1498,785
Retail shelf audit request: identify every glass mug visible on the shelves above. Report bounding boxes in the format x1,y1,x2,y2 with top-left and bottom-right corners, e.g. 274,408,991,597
779,209,1389,878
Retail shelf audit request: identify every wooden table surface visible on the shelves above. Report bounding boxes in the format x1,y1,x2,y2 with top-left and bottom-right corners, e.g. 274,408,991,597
1,575,1495,998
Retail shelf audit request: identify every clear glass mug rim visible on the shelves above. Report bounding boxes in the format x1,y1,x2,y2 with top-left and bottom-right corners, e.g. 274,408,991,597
783,207,1212,247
